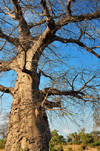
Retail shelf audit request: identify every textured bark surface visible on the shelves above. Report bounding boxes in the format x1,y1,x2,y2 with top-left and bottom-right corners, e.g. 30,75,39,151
4,23,52,150
5,69,51,151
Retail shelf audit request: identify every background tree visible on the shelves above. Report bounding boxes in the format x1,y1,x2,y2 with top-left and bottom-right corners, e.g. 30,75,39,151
0,112,9,140
0,123,8,140
0,0,100,151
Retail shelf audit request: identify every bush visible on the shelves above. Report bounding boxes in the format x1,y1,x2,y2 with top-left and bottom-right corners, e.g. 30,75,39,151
91,141,100,147
81,133,94,144
66,147,73,151
67,142,72,145
57,145,64,151
0,139,5,149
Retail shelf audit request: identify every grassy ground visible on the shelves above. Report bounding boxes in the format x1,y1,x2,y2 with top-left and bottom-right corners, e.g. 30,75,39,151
0,145,98,151
63,145,98,151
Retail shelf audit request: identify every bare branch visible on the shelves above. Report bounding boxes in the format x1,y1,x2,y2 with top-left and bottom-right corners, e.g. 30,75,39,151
41,0,50,17
39,69,54,81
0,7,15,19
0,28,19,47
0,85,14,96
28,13,65,29
41,87,100,103
67,0,75,16
56,11,100,30
40,0,55,32
11,0,22,20
11,0,30,36
28,18,46,29
0,41,7,51
41,87,84,99
54,36,100,58
91,46,100,49
44,99,61,109
0,60,16,73
78,75,96,92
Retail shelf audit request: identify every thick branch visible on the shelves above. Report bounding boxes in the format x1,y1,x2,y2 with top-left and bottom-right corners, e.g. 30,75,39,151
54,36,100,58
11,0,30,36
11,0,22,20
41,0,55,32
41,0,50,17
0,85,14,96
44,99,61,109
41,87,100,101
28,13,65,29
0,60,16,73
41,88,84,99
0,28,19,47
67,0,75,16
28,19,46,29
56,11,100,30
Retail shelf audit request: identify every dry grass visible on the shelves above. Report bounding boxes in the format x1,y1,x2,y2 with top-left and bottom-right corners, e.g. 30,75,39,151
0,145,98,151
63,145,98,151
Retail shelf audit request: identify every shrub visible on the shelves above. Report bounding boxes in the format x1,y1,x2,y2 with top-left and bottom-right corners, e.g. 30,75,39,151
91,141,100,147
57,145,64,151
0,139,5,149
81,133,94,144
49,144,57,151
66,147,73,151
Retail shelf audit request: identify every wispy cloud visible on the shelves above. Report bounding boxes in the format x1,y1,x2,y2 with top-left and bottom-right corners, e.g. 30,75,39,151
63,129,70,134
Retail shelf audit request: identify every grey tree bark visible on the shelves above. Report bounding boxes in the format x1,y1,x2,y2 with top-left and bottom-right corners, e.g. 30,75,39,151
0,0,100,150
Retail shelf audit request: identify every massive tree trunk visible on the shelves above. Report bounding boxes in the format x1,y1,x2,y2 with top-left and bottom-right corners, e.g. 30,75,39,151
5,72,51,151
3,21,53,149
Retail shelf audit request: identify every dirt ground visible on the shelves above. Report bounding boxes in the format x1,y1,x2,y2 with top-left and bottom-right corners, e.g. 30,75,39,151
63,145,98,151
0,145,98,151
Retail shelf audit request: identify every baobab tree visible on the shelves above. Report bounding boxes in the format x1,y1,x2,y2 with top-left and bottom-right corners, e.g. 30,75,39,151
0,0,100,150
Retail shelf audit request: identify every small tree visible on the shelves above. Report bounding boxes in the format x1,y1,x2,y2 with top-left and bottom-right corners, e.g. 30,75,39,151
81,133,94,144
0,123,8,140
50,130,67,145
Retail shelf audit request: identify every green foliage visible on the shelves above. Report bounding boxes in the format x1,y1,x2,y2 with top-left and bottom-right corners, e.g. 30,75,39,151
91,140,100,147
81,133,94,144
66,147,73,151
49,144,57,151
66,135,72,143
0,139,5,149
50,130,67,146
57,145,64,151
67,132,81,144
49,144,64,151
49,130,66,151
20,148,26,151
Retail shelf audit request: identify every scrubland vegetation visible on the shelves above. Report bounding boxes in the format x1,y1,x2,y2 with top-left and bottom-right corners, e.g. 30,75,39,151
48,129,100,151
0,128,100,151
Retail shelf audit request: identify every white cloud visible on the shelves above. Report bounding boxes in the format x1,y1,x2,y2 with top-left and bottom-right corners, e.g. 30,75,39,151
63,129,70,134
